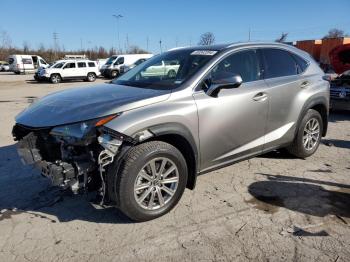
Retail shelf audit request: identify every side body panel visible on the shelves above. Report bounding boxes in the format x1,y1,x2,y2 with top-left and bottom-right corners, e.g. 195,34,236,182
193,80,269,172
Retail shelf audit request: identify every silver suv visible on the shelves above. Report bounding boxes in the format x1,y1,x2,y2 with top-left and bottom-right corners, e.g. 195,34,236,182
13,42,329,221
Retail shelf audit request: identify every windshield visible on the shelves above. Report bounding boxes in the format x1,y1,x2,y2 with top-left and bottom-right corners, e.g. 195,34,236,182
105,56,117,65
114,49,217,89
53,62,65,68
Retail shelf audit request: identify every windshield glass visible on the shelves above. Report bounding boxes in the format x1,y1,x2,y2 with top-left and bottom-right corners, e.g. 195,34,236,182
114,49,217,89
53,62,65,68
105,56,117,65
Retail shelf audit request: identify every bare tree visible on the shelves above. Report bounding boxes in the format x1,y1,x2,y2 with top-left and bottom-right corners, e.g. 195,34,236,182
126,45,149,54
323,28,345,39
22,41,30,53
198,32,215,46
275,32,288,43
1,30,12,49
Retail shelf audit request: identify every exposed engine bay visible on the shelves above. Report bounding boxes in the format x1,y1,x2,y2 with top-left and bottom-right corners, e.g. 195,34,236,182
12,119,134,202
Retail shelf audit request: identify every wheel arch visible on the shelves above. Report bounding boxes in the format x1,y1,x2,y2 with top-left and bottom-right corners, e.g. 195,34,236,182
297,96,329,137
142,123,199,190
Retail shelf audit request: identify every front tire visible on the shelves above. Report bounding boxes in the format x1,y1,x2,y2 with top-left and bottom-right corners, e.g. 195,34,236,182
287,109,323,158
110,70,119,79
50,74,61,84
108,141,188,222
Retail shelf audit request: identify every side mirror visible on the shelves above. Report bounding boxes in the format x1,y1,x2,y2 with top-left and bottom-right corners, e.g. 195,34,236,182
206,75,243,97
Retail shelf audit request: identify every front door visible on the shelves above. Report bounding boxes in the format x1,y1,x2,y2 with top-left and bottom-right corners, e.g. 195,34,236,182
193,49,269,172
62,62,77,78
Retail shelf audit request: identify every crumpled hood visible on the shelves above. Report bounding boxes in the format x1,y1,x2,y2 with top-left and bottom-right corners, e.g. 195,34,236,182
15,83,171,127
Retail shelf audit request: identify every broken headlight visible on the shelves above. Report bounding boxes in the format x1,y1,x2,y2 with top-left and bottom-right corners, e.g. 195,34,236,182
50,115,118,142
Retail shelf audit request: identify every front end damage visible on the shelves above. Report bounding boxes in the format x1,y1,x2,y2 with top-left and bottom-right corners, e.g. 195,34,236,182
12,118,133,201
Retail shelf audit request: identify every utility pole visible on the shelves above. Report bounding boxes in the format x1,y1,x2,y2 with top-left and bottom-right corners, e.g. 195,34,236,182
126,34,129,51
159,39,162,54
112,14,123,53
146,36,149,52
248,28,251,41
53,31,59,60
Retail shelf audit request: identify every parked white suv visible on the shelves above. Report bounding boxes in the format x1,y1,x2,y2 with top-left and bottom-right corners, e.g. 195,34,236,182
40,60,100,84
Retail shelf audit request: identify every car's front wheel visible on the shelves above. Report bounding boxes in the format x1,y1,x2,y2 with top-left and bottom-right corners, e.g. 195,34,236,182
50,74,61,84
287,109,323,158
108,141,188,221
110,70,119,79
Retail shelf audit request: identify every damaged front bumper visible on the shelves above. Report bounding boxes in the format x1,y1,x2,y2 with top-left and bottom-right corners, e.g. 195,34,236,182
12,123,128,194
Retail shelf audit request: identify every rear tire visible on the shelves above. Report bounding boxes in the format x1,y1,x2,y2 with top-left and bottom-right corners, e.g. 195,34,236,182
50,74,61,84
287,109,323,158
107,141,188,222
86,72,96,82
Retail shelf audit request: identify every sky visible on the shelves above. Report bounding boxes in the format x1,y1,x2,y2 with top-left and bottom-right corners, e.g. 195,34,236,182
1,0,350,54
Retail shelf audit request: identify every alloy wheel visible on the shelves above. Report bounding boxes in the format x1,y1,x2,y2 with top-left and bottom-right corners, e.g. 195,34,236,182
134,157,179,210
302,118,320,150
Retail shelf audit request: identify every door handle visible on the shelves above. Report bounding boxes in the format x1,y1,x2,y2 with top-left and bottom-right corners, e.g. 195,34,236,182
300,81,309,88
253,92,268,101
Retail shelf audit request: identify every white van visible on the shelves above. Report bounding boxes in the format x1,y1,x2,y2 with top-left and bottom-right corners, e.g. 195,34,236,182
100,54,153,78
8,54,49,74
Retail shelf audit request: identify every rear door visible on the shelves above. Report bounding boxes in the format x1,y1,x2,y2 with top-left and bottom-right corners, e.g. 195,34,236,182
77,62,87,77
193,49,269,171
260,48,304,150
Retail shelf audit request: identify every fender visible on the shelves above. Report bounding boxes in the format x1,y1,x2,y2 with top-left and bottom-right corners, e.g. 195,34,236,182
146,122,199,189
296,95,329,137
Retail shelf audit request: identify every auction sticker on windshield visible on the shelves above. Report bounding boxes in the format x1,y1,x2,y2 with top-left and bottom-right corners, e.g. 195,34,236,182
191,50,217,56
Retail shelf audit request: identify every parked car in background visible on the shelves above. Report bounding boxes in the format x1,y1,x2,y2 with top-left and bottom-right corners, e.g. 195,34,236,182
0,62,10,71
119,58,148,74
13,42,329,221
96,59,107,70
38,59,100,83
329,70,350,110
141,60,180,78
8,54,49,74
100,54,153,78
34,61,57,81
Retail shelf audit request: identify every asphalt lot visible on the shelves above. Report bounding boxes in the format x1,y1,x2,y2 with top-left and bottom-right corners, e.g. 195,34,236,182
0,72,349,262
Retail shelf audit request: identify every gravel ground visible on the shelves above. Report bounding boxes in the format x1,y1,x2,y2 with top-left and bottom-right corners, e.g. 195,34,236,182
0,73,349,262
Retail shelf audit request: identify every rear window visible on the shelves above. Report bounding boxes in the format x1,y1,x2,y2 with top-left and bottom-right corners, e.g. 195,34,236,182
291,54,309,74
262,49,297,78
78,62,87,68
88,62,96,67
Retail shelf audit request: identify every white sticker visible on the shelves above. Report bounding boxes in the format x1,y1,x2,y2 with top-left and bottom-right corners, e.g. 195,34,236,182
191,50,217,56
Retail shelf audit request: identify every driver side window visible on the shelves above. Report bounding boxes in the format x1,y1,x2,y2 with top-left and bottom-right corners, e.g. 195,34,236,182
210,49,261,83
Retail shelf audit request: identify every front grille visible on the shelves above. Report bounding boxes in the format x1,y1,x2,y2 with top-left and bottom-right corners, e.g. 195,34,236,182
330,86,350,99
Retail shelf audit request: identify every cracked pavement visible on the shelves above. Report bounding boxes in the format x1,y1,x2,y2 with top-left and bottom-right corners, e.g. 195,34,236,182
0,73,349,261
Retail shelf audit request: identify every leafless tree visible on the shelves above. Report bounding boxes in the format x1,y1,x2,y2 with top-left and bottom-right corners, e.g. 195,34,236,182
126,45,149,54
275,32,288,43
198,32,215,46
1,30,12,49
22,41,30,53
323,28,345,39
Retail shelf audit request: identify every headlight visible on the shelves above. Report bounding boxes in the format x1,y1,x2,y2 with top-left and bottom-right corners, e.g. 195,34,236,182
50,114,118,141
